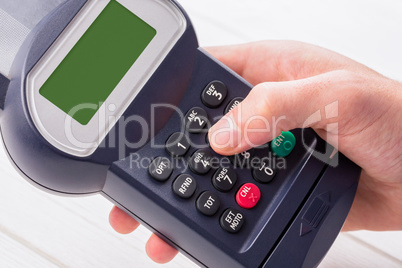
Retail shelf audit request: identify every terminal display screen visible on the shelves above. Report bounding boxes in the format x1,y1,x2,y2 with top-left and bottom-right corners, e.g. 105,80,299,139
40,0,156,125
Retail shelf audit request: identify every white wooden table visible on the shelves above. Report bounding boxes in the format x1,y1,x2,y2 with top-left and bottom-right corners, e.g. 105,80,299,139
1,0,401,267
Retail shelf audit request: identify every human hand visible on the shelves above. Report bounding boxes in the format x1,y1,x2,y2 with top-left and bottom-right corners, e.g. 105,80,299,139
207,41,402,231
109,41,402,263
109,206,179,263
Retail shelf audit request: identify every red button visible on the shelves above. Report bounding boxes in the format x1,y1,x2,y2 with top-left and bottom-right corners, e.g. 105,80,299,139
236,183,261,209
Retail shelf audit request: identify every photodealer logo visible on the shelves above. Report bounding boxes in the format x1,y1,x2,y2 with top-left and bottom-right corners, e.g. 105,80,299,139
64,103,99,150
302,101,339,167
62,100,341,168
129,152,287,173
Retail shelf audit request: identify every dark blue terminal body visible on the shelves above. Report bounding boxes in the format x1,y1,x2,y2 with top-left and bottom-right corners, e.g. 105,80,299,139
0,0,361,267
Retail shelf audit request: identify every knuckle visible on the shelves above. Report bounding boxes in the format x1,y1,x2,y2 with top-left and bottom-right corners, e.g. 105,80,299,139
252,83,278,116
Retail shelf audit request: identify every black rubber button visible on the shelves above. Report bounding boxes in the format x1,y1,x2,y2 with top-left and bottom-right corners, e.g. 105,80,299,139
212,167,238,192
196,191,221,216
166,132,190,157
252,157,277,183
172,174,197,199
224,97,244,114
229,149,254,168
184,107,209,133
201,81,228,108
220,208,245,233
148,157,173,182
205,133,210,145
189,149,213,174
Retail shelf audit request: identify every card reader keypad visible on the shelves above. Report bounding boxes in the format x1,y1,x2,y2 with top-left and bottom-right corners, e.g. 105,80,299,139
149,81,296,234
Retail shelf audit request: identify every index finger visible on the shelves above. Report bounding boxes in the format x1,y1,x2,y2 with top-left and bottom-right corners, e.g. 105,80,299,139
204,40,377,85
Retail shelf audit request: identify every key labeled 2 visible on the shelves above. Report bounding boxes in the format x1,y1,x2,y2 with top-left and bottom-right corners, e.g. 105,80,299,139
184,107,209,133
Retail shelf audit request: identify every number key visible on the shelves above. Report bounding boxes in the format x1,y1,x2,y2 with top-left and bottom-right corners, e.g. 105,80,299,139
166,132,190,157
224,97,244,114
230,149,254,168
184,107,208,133
201,81,228,108
212,167,237,192
189,149,213,174
252,156,277,183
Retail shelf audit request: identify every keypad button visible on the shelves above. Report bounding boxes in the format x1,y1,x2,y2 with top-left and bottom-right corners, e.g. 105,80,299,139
205,133,210,146
224,97,244,114
184,107,209,133
148,157,173,182
230,149,254,168
172,174,197,199
201,81,228,108
189,149,213,174
236,183,261,209
271,131,296,157
196,191,221,216
220,208,245,233
212,167,238,192
252,157,277,183
166,132,190,157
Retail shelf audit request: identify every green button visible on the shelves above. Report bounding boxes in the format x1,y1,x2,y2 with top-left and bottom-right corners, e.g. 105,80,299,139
271,131,296,157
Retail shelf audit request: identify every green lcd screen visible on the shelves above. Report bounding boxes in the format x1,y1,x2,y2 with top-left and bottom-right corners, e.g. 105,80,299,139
39,0,157,125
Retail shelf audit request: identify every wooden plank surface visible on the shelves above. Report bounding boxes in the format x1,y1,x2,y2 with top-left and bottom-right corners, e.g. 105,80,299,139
322,233,402,268
1,0,401,267
0,231,60,268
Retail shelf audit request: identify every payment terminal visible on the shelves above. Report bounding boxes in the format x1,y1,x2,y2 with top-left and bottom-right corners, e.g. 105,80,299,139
0,0,361,267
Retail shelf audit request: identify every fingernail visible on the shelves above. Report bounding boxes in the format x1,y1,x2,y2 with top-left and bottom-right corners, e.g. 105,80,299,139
209,115,241,151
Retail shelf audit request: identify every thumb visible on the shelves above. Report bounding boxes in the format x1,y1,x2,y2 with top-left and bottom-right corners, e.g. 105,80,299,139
208,70,356,155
